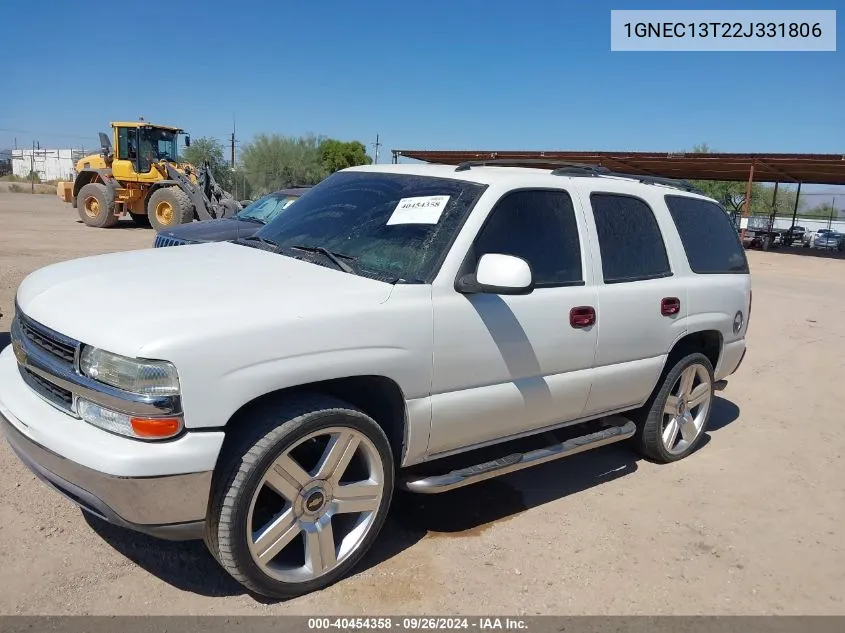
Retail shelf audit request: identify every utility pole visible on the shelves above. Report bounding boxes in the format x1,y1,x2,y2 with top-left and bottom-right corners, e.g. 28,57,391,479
230,115,237,168
372,134,382,165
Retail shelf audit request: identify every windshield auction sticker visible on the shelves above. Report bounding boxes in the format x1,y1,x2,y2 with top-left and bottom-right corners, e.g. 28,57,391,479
387,195,451,225
610,10,836,51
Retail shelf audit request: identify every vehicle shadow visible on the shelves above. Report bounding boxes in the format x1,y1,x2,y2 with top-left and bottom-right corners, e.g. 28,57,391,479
85,396,740,602
0,331,9,352
72,219,153,231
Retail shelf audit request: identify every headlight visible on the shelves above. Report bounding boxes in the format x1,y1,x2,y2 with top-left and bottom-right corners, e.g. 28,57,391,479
77,399,182,440
79,346,180,396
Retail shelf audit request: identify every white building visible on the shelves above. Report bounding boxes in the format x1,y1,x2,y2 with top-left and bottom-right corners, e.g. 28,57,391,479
11,149,86,182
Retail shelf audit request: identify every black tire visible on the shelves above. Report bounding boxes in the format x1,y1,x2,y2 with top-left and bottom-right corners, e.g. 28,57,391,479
147,186,193,231
129,212,151,227
204,394,394,599
76,183,118,228
630,352,715,463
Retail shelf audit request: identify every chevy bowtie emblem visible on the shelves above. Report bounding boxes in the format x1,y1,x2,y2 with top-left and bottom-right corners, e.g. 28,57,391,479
12,339,27,366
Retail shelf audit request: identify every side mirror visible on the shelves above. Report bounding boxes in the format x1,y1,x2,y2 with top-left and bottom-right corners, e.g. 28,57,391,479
184,135,191,147
455,253,534,295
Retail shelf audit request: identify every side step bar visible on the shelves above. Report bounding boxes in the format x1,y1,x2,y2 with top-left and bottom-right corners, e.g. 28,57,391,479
400,418,637,494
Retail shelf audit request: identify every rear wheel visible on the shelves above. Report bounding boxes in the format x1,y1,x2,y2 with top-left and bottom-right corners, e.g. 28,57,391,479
205,395,394,599
147,186,193,231
77,183,118,228
632,353,715,463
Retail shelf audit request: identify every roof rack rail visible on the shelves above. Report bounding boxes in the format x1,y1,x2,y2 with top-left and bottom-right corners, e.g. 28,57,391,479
454,158,600,172
451,158,703,194
598,172,702,193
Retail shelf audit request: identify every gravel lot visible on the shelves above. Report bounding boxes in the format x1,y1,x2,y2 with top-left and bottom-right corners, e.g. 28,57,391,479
0,192,843,616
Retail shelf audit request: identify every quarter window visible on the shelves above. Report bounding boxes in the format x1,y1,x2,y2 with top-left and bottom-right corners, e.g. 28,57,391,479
664,195,749,274
471,189,583,286
590,193,671,283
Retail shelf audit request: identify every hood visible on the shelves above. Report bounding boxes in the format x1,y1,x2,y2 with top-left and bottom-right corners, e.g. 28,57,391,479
157,218,262,243
15,241,394,358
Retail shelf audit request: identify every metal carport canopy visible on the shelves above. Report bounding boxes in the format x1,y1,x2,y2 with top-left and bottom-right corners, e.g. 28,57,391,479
391,150,845,185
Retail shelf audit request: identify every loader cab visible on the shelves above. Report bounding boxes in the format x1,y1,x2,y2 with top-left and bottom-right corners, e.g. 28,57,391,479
110,123,184,183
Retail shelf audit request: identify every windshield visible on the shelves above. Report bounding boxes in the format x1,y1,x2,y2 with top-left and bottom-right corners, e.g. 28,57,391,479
236,193,300,224
138,127,178,171
255,171,487,282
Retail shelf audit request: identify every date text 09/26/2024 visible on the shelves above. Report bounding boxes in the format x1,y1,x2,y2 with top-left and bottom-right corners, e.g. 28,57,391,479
307,617,528,630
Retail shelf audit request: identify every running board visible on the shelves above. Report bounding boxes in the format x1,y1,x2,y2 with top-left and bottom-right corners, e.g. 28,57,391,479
400,418,637,494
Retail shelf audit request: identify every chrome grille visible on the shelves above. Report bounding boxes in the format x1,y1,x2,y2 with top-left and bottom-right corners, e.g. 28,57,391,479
20,366,73,413
153,234,189,248
18,314,77,365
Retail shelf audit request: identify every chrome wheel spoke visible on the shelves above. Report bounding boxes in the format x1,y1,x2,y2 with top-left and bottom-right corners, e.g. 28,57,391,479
304,518,337,574
688,383,710,409
264,456,310,502
679,366,696,398
679,412,698,443
315,431,360,482
663,416,680,449
252,508,300,564
333,480,382,514
664,395,681,416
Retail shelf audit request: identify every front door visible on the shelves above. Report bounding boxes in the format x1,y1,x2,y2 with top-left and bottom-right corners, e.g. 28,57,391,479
427,188,599,457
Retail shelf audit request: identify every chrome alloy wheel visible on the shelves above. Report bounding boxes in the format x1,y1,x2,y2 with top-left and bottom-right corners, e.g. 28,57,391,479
661,363,712,455
246,427,385,583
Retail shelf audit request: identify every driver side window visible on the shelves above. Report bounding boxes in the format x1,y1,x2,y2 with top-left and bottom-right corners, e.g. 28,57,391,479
470,189,584,287
117,128,137,161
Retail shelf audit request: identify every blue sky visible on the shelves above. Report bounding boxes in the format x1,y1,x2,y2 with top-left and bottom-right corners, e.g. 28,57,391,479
1,0,842,170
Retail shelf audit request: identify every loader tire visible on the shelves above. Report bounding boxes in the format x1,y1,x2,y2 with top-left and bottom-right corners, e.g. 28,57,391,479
148,186,194,231
77,183,118,228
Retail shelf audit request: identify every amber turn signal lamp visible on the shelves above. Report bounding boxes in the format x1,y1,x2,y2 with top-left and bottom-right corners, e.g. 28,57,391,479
130,417,182,439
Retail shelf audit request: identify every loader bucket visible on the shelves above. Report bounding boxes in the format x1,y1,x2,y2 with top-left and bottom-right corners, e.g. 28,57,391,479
57,181,73,203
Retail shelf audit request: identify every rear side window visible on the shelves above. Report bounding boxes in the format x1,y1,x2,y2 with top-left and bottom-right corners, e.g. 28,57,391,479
664,195,750,274
471,189,583,287
590,193,671,284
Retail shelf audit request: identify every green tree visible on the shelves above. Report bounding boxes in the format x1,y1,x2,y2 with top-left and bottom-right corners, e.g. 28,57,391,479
181,136,232,191
687,144,798,217
240,134,329,195
319,139,372,173
804,202,838,220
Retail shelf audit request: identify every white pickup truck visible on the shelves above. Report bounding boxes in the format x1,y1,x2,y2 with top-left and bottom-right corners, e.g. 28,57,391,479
0,161,751,599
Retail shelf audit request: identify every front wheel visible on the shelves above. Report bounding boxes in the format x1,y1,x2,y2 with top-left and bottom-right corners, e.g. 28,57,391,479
205,395,394,599
632,353,715,463
147,186,193,231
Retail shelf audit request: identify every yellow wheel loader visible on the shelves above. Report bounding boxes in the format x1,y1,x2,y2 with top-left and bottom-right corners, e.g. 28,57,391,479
57,120,242,230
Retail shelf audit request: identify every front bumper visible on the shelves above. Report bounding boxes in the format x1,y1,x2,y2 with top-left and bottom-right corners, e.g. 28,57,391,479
0,406,210,541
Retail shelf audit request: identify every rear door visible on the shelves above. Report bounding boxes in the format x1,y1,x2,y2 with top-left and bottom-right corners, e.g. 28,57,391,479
578,185,689,416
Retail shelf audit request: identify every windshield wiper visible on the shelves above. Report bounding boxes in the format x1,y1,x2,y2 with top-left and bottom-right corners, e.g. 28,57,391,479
238,234,281,250
237,216,265,225
290,245,356,274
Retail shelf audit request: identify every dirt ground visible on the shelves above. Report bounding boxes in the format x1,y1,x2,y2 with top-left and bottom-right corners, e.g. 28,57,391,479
0,192,843,616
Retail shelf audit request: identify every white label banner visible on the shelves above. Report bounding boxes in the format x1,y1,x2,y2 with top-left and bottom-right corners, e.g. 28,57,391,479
387,195,451,225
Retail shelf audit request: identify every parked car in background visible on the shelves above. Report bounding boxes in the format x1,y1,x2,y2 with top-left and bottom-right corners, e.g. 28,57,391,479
803,228,833,247
153,187,310,247
813,230,845,251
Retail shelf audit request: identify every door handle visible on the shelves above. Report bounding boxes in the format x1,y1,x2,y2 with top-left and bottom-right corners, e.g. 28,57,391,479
570,306,596,328
661,297,681,316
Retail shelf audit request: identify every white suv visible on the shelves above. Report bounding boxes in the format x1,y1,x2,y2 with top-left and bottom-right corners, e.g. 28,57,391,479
0,161,751,598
